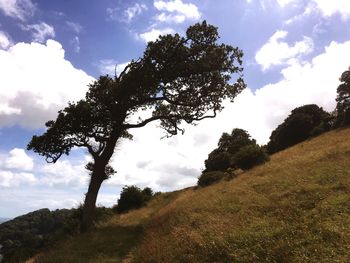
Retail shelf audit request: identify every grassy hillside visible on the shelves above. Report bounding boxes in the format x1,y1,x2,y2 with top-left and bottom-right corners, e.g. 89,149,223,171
30,128,350,263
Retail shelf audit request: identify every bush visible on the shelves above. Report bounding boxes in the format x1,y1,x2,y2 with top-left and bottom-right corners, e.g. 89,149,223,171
267,104,331,154
204,149,231,172
116,185,154,213
233,144,269,170
197,171,228,187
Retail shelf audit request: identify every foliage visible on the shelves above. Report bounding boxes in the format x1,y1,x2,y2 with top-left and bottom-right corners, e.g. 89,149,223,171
197,171,229,187
116,186,155,213
204,128,268,173
267,104,331,154
204,149,231,172
27,21,246,231
233,144,270,170
335,66,350,127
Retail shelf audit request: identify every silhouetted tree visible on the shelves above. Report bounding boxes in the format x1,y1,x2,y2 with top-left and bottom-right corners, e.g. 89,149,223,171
335,67,350,127
27,21,245,231
267,104,331,154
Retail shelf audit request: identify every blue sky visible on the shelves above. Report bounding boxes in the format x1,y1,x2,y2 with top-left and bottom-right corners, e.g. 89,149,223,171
0,0,350,218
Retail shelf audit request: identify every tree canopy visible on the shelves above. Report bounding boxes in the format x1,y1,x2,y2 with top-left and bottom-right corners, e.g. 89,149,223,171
335,67,350,127
267,104,331,154
204,128,268,172
27,21,246,231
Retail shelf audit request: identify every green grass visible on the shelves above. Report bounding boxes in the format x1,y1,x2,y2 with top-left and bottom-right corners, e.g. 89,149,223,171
30,128,350,262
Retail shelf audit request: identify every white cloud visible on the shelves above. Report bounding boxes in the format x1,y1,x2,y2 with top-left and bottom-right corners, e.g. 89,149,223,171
66,21,83,34
3,148,34,171
155,12,186,23
70,36,80,53
0,30,12,49
107,3,147,23
0,0,35,21
124,3,147,22
20,22,55,43
138,28,175,43
154,0,200,23
97,59,130,76
255,30,314,70
105,40,349,191
40,159,89,187
0,39,94,129
0,171,37,187
276,0,299,7
310,0,350,20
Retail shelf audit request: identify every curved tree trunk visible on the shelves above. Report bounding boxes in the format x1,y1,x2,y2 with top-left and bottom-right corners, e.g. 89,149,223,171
81,171,105,232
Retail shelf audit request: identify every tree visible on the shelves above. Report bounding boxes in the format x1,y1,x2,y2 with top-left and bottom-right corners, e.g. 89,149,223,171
267,104,330,154
335,67,350,127
204,128,267,172
115,185,150,213
204,128,255,172
27,21,246,231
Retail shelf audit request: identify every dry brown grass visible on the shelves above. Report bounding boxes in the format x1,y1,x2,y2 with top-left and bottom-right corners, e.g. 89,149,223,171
132,128,350,262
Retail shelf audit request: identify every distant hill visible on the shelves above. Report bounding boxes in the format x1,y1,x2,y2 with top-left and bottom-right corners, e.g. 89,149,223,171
29,128,350,262
0,218,10,224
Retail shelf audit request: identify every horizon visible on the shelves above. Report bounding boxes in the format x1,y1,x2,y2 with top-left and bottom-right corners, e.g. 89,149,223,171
0,0,350,218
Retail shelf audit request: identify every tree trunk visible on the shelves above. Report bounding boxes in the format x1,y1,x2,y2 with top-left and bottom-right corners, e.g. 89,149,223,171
81,170,104,232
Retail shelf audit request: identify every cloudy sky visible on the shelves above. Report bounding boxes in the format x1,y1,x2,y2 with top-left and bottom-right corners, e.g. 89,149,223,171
0,0,349,218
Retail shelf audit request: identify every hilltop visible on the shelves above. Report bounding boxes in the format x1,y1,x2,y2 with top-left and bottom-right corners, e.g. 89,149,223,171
29,127,350,262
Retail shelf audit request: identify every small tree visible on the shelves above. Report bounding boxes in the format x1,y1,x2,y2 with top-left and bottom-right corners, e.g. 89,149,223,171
204,128,267,172
335,67,350,127
267,104,330,154
27,21,245,231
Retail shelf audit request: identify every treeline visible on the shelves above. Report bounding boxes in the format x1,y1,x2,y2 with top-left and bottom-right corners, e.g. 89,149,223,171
0,207,113,262
0,187,158,262
198,66,350,187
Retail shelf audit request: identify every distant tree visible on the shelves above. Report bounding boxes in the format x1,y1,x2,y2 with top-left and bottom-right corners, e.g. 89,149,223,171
204,149,231,172
335,67,350,127
233,144,269,170
204,128,268,172
116,186,154,213
267,104,331,154
27,21,245,231
197,171,228,187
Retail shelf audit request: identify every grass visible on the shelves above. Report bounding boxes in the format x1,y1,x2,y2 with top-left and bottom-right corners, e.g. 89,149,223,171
29,128,350,262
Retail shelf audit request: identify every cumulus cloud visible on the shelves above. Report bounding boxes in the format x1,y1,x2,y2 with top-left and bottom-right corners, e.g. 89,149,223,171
3,148,34,171
40,159,89,187
309,0,350,20
153,0,200,23
138,28,175,42
20,22,55,43
0,171,37,187
255,30,314,70
0,0,35,21
0,31,13,49
0,39,94,129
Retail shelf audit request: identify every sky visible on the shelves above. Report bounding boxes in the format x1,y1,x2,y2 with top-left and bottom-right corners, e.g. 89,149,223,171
0,0,350,218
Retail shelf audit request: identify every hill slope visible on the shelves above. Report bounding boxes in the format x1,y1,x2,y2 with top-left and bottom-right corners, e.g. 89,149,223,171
32,128,350,263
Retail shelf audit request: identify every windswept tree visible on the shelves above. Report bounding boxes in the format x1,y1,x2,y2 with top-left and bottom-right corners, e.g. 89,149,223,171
335,67,350,127
27,22,245,231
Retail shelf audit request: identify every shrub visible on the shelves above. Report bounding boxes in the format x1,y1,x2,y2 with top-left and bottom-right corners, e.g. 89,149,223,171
204,149,231,172
233,144,269,170
116,185,155,213
197,171,228,187
267,104,331,154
